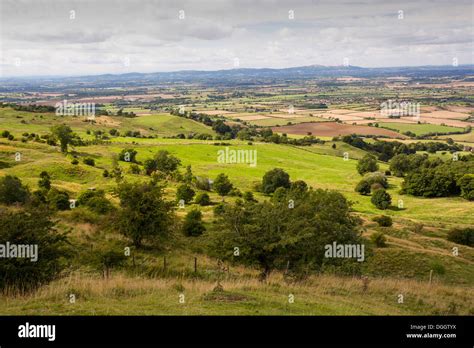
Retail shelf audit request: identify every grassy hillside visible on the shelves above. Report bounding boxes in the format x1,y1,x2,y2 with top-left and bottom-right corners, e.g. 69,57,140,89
0,107,473,315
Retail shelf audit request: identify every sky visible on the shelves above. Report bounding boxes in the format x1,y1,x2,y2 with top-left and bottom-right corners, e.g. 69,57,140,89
0,0,473,77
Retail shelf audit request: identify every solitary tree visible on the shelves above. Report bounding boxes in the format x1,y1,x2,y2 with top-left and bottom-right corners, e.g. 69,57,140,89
51,125,74,152
114,181,175,248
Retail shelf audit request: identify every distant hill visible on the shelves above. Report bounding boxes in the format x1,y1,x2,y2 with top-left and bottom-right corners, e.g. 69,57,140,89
1,64,473,91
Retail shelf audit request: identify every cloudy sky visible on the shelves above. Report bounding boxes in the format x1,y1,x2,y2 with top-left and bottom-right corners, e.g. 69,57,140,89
0,0,472,77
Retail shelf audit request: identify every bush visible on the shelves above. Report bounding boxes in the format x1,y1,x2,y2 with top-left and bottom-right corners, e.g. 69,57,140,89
83,158,95,166
182,209,206,236
0,209,69,293
262,168,291,194
0,175,30,205
447,227,474,247
176,184,195,204
195,192,211,206
47,188,70,210
371,189,391,210
213,203,226,216
372,215,393,227
370,232,387,247
71,159,79,165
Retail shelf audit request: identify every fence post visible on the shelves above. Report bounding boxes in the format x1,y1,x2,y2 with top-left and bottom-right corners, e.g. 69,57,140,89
194,257,197,273
429,269,433,285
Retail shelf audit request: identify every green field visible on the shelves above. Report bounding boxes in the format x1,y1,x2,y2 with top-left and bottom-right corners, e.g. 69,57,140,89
378,122,464,136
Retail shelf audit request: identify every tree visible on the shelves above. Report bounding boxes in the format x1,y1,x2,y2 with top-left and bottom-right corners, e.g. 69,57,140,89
210,189,362,280
113,181,175,247
182,209,206,236
176,184,195,204
0,209,69,292
261,168,291,194
371,189,392,210
38,171,51,191
213,173,233,200
51,125,73,152
0,175,30,205
357,154,379,175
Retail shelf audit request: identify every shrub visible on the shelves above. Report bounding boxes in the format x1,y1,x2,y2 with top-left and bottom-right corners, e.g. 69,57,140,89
0,175,30,205
71,159,79,165
83,158,95,166
372,215,393,227
371,189,391,210
195,192,211,206
447,227,474,247
182,209,206,237
370,232,387,247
